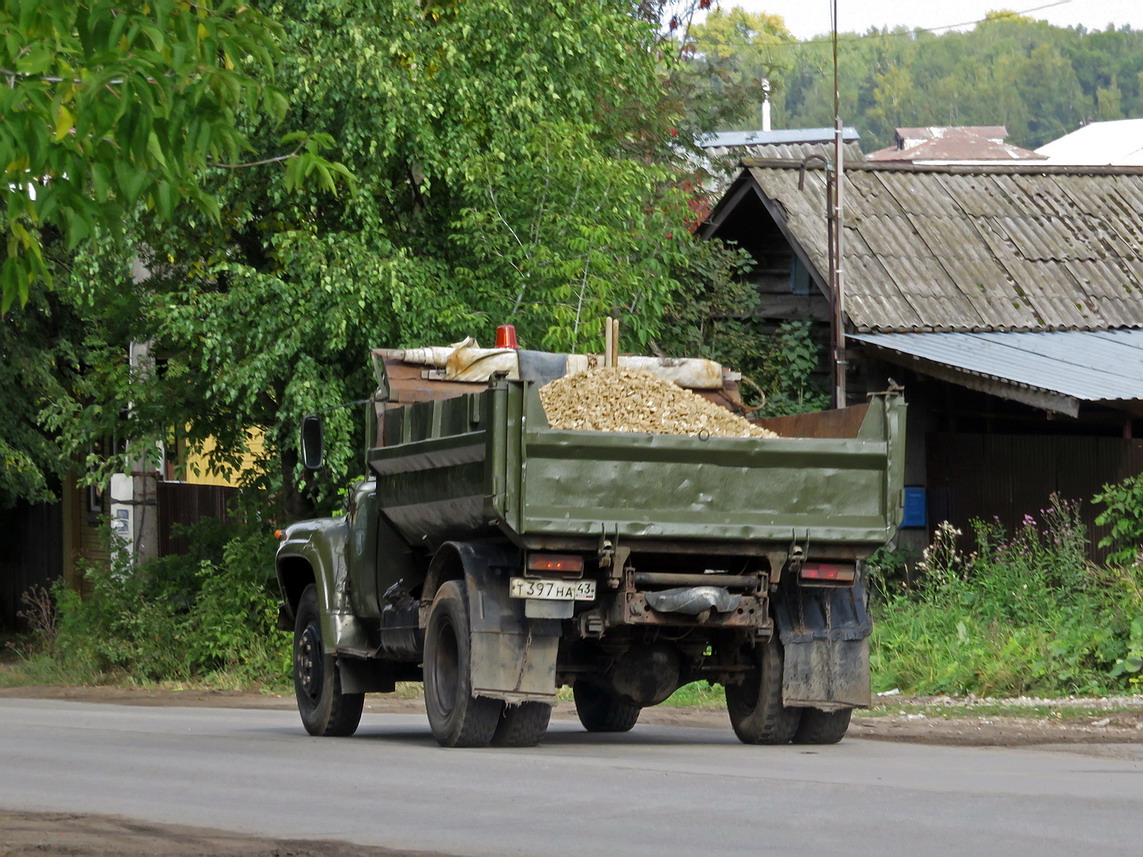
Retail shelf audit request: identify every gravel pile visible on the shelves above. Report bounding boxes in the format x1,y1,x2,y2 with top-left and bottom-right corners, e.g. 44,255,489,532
539,368,778,439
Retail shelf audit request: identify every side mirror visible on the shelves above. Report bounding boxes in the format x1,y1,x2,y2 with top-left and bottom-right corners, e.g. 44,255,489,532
300,414,325,470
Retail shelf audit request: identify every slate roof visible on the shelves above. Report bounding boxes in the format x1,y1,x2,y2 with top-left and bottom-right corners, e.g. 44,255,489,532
733,160,1143,334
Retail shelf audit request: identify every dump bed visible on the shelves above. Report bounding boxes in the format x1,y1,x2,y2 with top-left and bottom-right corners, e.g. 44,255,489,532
368,378,905,555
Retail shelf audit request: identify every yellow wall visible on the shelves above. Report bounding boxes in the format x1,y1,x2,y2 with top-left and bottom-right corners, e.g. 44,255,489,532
180,429,265,487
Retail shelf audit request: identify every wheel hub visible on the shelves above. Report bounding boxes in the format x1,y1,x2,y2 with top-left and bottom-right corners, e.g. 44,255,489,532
296,625,323,702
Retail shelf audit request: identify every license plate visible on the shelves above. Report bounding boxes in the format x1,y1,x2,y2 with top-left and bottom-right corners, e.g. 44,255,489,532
509,577,597,601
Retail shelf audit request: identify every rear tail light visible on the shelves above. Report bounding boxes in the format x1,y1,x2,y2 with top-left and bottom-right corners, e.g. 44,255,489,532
527,553,584,577
799,562,856,584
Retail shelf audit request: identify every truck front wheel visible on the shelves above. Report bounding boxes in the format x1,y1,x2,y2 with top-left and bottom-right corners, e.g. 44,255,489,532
725,638,801,744
294,584,364,737
424,580,504,747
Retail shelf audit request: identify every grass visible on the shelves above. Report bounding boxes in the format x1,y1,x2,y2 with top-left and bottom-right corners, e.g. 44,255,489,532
867,505,1143,699
663,681,726,708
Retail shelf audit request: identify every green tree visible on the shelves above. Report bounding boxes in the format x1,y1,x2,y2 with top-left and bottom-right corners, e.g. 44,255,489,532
773,15,1139,150
0,285,83,507
1018,41,1085,143
0,0,345,311
1097,76,1124,119
682,8,796,132
45,0,709,520
867,65,915,143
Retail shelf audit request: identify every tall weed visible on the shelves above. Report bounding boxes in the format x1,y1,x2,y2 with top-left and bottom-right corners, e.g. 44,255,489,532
872,495,1138,696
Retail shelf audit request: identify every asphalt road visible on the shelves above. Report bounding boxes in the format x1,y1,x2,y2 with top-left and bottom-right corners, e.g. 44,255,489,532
1,698,1141,857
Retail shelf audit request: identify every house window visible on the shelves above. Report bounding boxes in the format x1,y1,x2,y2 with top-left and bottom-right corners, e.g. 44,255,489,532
790,255,810,295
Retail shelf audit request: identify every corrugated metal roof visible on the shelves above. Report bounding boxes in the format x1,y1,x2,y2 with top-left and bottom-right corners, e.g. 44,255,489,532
896,125,1008,142
867,127,1044,163
853,329,1143,416
697,127,860,148
701,141,866,162
738,161,1143,333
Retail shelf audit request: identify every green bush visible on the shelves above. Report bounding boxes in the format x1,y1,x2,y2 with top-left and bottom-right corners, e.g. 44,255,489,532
1093,474,1143,567
871,495,1143,696
19,518,290,690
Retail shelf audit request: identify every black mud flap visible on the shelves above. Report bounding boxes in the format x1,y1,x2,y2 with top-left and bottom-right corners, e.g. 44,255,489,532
448,542,562,702
276,603,294,632
773,578,872,709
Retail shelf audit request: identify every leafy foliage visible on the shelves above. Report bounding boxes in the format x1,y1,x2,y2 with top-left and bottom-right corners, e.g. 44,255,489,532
871,497,1143,696
0,284,88,508
43,0,710,521
675,8,795,136
451,124,686,353
14,519,290,688
1093,474,1143,567
659,260,831,415
0,0,350,310
1109,615,1143,687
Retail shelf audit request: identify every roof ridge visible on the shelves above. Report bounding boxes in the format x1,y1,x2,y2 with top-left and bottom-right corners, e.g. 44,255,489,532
741,159,1143,176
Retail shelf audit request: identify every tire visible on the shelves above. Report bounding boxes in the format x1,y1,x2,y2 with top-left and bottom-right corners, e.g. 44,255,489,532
492,702,552,747
725,638,801,744
572,681,641,733
293,584,364,737
793,708,852,745
423,580,504,747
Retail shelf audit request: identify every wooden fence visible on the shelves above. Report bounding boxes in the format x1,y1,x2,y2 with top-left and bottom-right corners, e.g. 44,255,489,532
156,482,242,556
927,433,1143,564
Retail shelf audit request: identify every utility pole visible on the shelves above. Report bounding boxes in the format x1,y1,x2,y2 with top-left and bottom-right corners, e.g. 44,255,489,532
831,0,847,408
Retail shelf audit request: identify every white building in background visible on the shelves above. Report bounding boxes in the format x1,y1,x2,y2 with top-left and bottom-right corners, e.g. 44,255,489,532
1036,118,1143,166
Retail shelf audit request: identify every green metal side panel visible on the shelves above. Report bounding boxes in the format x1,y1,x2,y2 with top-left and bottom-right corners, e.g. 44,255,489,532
515,432,894,543
504,383,901,546
368,381,904,550
368,393,494,548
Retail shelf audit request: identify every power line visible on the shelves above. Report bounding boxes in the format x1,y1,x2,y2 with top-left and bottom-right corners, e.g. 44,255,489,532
924,0,1071,33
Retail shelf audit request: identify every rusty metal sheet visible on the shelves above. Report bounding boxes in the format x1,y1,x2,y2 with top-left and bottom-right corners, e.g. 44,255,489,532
754,403,869,439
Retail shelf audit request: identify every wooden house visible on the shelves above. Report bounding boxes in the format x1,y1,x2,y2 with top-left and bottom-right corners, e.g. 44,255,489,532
700,160,1143,557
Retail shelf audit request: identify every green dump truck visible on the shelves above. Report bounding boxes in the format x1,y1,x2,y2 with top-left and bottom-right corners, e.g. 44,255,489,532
275,342,906,747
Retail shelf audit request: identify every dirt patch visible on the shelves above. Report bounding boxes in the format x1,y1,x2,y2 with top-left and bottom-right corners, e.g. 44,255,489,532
851,709,1143,748
0,810,449,857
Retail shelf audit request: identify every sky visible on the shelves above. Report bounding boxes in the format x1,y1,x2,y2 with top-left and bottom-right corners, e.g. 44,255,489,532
710,0,1143,40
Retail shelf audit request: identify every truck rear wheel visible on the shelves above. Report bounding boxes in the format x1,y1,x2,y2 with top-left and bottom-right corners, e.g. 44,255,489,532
424,580,504,747
793,708,852,744
725,638,801,744
572,681,641,733
492,702,552,747
294,584,364,737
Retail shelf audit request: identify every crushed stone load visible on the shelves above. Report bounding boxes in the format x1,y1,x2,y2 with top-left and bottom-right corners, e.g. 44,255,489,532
539,367,779,439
